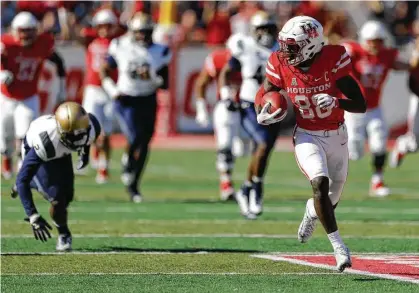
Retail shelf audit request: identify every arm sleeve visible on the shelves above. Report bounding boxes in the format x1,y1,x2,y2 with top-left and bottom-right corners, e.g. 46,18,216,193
16,148,43,217
47,51,66,77
331,46,352,80
156,65,169,90
265,54,283,88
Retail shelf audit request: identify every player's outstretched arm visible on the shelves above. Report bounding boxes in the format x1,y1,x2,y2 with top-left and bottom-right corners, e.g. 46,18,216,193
100,55,119,99
336,75,367,113
15,149,43,217
194,67,212,127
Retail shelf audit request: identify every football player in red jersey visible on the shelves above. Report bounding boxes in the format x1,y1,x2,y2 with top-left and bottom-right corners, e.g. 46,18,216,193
195,48,249,201
1,12,66,180
342,21,414,197
82,9,119,184
256,16,366,272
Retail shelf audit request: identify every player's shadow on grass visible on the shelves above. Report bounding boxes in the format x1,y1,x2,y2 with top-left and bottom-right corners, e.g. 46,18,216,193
91,247,264,253
352,278,382,282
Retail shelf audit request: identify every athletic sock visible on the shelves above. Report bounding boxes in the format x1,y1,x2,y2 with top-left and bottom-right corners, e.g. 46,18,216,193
327,230,345,250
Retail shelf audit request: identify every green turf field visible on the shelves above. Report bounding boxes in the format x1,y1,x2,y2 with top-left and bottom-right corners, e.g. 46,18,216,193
1,149,419,292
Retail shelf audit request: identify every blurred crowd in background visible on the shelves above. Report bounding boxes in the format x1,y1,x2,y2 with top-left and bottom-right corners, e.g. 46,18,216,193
2,1,419,49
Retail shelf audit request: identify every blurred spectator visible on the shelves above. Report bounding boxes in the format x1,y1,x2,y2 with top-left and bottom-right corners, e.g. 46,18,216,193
202,1,231,47
294,1,354,44
1,1,16,33
229,1,261,35
368,1,419,46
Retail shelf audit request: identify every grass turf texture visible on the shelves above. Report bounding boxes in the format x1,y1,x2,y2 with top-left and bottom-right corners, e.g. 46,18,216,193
1,149,419,292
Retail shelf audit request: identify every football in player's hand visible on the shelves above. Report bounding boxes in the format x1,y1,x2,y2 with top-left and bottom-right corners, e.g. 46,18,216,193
261,91,288,115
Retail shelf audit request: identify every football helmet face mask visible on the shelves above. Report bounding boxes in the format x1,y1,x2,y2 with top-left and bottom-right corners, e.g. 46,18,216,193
11,12,39,46
55,102,91,151
277,16,324,66
250,12,277,48
128,13,154,45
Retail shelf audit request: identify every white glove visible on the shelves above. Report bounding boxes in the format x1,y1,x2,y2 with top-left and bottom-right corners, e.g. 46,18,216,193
195,99,209,127
313,94,339,110
0,70,13,85
57,78,66,103
256,103,286,125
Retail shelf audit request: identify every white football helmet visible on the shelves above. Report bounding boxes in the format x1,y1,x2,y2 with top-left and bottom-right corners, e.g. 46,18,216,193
11,12,39,46
359,20,388,42
277,16,324,66
92,9,117,26
250,11,277,48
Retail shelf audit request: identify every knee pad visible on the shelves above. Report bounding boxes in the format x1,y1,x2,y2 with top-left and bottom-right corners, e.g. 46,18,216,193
348,139,364,160
216,148,234,173
328,179,346,206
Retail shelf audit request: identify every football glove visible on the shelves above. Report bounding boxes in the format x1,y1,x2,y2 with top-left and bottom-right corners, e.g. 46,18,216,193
77,145,90,170
11,184,18,199
195,99,209,127
25,214,52,242
313,94,339,110
256,103,285,125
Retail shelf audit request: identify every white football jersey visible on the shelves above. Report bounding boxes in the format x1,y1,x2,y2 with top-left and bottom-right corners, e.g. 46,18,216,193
24,115,98,161
227,33,273,102
108,34,163,97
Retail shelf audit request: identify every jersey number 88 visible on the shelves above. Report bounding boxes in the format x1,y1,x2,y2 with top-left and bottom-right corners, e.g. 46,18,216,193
295,94,333,119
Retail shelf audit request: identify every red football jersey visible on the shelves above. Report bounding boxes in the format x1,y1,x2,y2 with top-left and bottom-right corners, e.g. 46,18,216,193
264,45,351,131
1,33,54,100
343,41,398,109
203,48,241,100
85,37,117,86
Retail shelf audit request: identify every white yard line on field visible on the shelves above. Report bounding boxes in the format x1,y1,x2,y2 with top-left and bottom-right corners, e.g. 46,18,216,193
1,272,340,276
252,254,419,284
2,233,419,239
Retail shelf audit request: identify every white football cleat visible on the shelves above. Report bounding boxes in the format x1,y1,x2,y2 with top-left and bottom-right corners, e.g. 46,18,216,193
334,245,352,272
235,188,250,217
369,180,390,197
132,194,143,203
298,201,317,243
248,190,262,216
56,234,72,252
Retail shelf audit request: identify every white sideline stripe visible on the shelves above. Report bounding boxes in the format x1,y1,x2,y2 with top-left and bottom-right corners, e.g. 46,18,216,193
2,233,419,239
4,252,419,256
1,272,340,276
252,254,419,284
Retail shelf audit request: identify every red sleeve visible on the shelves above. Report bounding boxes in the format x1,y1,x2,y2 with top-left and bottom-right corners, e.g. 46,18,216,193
39,33,55,57
331,45,352,80
390,48,400,68
265,53,283,88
